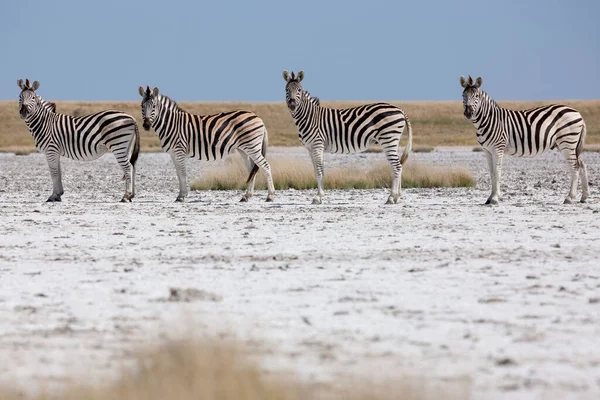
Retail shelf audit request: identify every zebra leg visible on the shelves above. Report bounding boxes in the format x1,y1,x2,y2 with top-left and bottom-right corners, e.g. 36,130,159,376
484,149,502,205
169,151,188,202
579,159,589,203
246,151,275,202
557,145,581,204
118,160,134,203
238,150,256,202
309,147,325,204
382,144,402,204
485,150,502,205
120,163,134,203
111,144,135,203
45,152,63,202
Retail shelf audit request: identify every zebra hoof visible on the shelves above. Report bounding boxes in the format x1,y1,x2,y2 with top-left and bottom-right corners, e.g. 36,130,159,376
485,199,498,206
239,197,248,202
175,197,185,203
46,196,61,202
311,198,322,205
265,196,274,202
120,197,131,203
385,198,394,205
580,197,588,204
563,198,573,205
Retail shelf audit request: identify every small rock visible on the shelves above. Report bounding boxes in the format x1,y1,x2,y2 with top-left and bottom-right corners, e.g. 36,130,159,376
168,287,222,302
496,357,517,366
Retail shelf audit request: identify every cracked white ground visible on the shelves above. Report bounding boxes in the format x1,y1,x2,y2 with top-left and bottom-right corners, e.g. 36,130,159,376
1,147,599,400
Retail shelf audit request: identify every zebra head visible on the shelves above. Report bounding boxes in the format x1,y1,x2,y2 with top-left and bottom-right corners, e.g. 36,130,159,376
460,75,483,120
17,78,41,120
138,85,160,131
282,70,306,112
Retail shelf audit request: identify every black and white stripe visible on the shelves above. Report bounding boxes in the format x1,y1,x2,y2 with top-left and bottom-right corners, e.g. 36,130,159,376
17,79,139,202
460,75,589,204
138,86,275,202
283,70,412,204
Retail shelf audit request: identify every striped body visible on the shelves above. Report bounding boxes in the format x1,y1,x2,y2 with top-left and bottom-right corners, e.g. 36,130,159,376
18,79,139,202
293,101,410,154
471,94,584,158
139,87,275,202
283,70,412,204
151,96,266,161
461,75,588,204
29,108,139,161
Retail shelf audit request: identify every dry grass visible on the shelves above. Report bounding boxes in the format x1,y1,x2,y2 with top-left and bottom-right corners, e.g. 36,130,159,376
412,145,435,153
0,339,465,400
583,143,600,152
190,156,475,191
1,99,598,153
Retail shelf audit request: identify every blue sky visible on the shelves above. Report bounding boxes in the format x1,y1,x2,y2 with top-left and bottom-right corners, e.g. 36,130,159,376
1,0,598,101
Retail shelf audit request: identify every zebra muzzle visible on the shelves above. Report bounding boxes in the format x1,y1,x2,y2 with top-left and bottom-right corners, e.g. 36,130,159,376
464,107,473,119
142,119,151,130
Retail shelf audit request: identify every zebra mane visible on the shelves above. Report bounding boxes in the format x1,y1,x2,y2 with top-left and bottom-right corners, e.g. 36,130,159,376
158,94,189,114
304,90,320,107
479,90,498,108
36,94,56,113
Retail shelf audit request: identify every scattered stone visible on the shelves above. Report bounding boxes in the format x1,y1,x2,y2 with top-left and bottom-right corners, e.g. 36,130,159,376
167,287,222,302
495,357,517,366
478,297,507,304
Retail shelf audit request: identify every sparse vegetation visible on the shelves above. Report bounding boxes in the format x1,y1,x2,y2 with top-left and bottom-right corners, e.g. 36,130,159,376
413,146,435,153
472,147,484,152
190,156,475,191
1,100,598,152
0,338,464,400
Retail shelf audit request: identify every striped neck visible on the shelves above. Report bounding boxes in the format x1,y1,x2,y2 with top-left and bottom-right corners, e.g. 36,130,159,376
152,94,187,134
291,89,319,123
472,90,500,130
23,95,57,143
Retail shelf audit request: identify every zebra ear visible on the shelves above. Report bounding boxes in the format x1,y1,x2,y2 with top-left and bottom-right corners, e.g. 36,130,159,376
48,102,56,113
31,81,40,91
297,70,304,82
474,77,482,88
138,86,146,98
460,76,468,88
25,79,31,88
152,87,159,97
17,79,25,90
283,69,290,82
467,75,474,86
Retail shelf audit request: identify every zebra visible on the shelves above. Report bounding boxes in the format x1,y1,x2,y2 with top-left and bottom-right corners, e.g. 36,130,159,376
460,75,589,205
138,86,275,202
282,70,413,204
17,79,140,202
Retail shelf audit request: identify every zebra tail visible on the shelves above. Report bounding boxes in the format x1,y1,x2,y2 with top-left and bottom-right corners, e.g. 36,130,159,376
130,122,141,167
245,127,268,183
400,112,413,165
576,121,586,160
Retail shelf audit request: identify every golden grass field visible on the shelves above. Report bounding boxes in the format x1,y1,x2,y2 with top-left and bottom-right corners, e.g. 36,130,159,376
0,338,460,400
190,157,475,191
1,100,599,153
